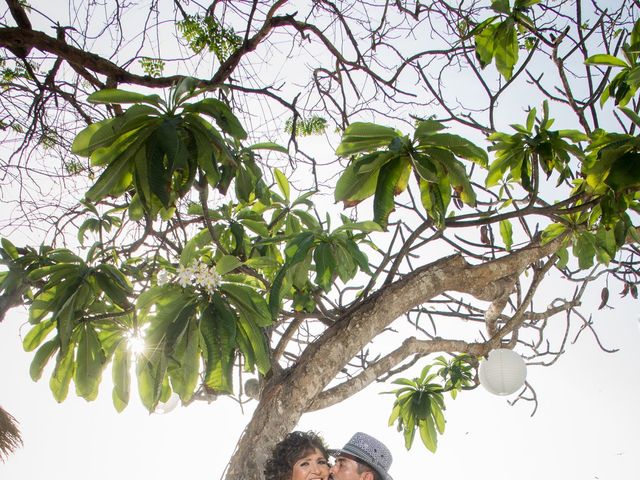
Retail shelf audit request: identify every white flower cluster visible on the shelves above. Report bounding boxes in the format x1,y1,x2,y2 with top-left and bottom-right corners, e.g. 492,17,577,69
157,262,222,294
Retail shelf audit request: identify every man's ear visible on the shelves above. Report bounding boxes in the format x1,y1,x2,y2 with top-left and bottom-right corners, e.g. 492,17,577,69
362,471,374,480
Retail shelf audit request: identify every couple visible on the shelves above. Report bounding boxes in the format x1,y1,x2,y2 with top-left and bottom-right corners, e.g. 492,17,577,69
264,431,393,480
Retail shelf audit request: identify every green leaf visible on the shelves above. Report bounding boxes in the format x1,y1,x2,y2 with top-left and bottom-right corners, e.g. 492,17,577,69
93,270,132,309
416,132,488,167
556,247,569,269
85,156,134,203
240,218,270,236
88,88,158,104
314,242,336,291
216,255,242,276
373,157,408,229
585,54,629,68
112,341,131,412
248,142,288,153
541,223,568,245
274,168,290,202
269,232,316,316
491,0,511,14
201,296,236,393
336,122,400,156
221,283,272,327
431,400,446,434
573,232,596,270
334,152,389,206
475,23,497,68
136,351,167,412
75,323,107,400
236,314,270,375
1,238,19,259
180,228,212,266
619,107,640,128
414,120,447,138
183,98,247,140
23,319,56,352
333,220,383,233
71,106,158,157
49,333,77,402
172,77,198,104
30,338,59,381
493,19,518,80
499,219,513,251
168,317,200,401
419,417,438,453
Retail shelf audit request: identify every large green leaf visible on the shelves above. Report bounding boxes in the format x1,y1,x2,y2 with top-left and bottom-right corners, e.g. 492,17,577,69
216,255,242,276
200,296,236,393
313,242,336,291
136,350,168,411
373,157,408,229
334,152,391,206
75,323,107,400
85,155,134,203
336,122,400,156
499,219,513,251
71,105,159,158
49,332,77,402
23,319,56,352
88,88,161,105
268,231,316,316
180,228,213,266
29,338,59,381
183,98,247,140
221,283,271,327
415,132,488,167
168,317,200,401
248,142,288,153
236,314,270,375
419,417,438,453
475,23,497,68
493,19,518,80
111,340,131,412
573,232,596,270
585,54,629,68
274,168,291,202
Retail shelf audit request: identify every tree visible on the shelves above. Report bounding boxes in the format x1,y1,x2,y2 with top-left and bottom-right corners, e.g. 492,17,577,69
0,0,638,477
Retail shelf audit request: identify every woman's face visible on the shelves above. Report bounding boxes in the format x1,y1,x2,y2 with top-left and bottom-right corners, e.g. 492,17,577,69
291,448,330,480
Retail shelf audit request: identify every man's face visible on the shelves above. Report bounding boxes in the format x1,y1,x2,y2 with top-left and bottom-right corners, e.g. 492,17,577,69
329,456,371,480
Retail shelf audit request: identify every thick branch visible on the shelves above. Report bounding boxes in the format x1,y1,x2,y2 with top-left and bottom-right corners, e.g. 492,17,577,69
309,336,489,411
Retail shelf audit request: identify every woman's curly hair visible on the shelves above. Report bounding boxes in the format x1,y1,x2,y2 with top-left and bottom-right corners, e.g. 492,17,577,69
264,431,329,480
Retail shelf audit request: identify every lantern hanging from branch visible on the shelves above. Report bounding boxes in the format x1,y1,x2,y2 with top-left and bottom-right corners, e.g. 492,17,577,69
479,348,527,396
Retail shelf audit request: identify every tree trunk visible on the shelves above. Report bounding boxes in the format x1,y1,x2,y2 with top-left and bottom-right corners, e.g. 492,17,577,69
223,241,561,480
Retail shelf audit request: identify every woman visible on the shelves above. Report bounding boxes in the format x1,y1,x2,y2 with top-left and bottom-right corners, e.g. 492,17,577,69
264,431,330,480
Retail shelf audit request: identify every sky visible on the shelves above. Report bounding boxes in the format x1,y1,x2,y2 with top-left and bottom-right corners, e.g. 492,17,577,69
1,292,639,480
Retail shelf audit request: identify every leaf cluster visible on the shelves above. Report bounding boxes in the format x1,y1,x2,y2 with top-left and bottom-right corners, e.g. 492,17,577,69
335,120,487,228
472,0,540,80
386,355,474,453
177,14,242,62
71,78,248,219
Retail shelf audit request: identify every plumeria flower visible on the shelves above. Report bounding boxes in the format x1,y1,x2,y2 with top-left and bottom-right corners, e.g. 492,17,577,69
200,267,222,294
176,264,195,288
193,262,211,286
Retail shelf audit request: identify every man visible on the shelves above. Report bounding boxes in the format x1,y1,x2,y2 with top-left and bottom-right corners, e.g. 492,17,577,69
329,432,393,480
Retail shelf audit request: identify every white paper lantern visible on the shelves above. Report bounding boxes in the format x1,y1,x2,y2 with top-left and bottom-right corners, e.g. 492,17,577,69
479,348,527,396
154,392,180,414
